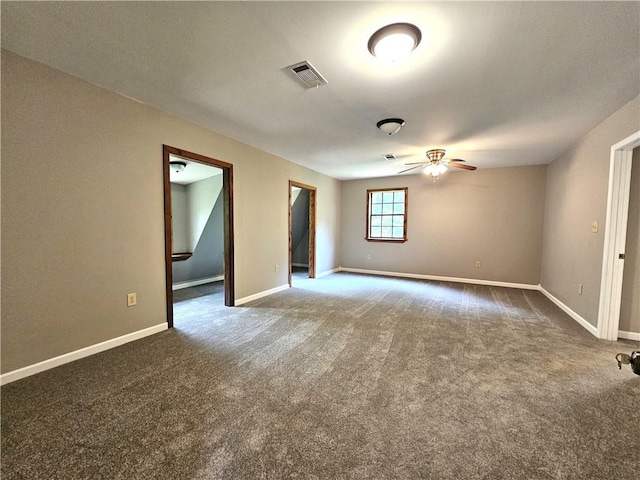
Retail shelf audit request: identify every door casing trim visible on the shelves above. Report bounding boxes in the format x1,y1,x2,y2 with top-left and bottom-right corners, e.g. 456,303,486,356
597,130,640,340
163,145,235,328
288,180,317,286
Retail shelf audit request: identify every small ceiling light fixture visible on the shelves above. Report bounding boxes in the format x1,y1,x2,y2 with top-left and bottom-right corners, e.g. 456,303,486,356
368,23,422,62
377,118,405,135
170,161,187,173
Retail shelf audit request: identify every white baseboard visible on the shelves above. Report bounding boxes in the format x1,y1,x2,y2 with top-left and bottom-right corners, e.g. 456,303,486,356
338,267,540,290
172,275,224,290
539,287,598,337
235,284,290,306
316,268,340,279
0,323,168,386
618,330,640,341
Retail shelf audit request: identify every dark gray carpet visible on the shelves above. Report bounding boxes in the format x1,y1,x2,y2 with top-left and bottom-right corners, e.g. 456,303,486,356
2,273,639,479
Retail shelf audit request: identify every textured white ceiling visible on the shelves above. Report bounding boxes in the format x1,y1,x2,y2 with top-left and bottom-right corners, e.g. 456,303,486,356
2,1,639,180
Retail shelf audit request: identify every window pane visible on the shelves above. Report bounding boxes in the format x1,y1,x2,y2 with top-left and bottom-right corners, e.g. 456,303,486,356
367,188,407,242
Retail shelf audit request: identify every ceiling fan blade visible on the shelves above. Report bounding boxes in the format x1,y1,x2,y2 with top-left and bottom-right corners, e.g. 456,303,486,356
404,161,428,166
449,163,477,171
398,165,424,174
448,158,466,162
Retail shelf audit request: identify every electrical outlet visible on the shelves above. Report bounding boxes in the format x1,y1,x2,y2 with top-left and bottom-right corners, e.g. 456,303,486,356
127,293,137,307
275,264,279,272
367,254,371,260
475,261,481,268
578,284,583,295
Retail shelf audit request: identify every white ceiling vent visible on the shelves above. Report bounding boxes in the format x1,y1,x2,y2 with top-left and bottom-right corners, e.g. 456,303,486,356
382,153,397,161
286,61,328,88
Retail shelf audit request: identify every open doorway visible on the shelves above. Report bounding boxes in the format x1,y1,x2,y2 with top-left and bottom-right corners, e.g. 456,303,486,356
288,181,316,286
163,146,234,328
597,130,640,340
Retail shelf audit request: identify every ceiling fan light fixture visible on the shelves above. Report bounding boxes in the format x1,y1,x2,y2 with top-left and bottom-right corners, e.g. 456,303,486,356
423,163,447,177
368,23,422,62
170,161,187,173
426,149,446,162
377,118,405,135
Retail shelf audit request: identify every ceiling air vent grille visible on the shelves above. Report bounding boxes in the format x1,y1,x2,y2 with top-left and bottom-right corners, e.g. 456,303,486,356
382,153,397,161
286,61,328,88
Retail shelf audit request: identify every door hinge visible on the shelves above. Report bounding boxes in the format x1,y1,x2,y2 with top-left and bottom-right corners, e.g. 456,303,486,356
619,253,625,259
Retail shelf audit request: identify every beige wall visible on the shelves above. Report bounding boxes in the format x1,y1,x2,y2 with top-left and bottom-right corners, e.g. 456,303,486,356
540,95,640,327
619,148,640,334
1,52,341,373
341,165,547,285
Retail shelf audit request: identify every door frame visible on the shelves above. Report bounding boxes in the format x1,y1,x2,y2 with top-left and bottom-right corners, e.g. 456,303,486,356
288,180,317,286
597,130,640,340
163,145,235,328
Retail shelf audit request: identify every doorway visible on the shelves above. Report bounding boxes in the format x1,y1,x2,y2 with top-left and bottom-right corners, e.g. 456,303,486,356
619,149,639,340
288,181,316,286
597,130,640,340
163,145,235,328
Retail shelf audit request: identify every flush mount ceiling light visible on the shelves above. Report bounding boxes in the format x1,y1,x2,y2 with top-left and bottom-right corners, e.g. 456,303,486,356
368,23,422,62
377,118,405,135
170,161,187,173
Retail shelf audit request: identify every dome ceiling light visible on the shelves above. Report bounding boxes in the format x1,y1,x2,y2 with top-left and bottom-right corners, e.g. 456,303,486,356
170,161,187,173
368,23,422,62
376,118,405,135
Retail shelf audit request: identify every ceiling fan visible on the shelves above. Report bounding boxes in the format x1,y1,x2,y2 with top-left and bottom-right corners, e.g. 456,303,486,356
398,149,477,179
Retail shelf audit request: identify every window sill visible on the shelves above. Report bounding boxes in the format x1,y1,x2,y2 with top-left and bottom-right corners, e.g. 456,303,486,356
365,238,407,243
172,252,193,262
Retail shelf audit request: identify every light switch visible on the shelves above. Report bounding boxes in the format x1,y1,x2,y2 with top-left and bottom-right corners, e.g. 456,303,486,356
591,221,599,233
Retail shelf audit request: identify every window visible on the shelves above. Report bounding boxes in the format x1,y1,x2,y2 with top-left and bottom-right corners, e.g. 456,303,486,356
366,188,408,242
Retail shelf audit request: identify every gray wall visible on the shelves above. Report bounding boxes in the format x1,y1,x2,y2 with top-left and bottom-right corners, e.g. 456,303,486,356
341,165,547,285
173,185,224,284
540,95,640,327
291,188,310,266
171,184,189,252
619,148,640,334
172,174,225,284
1,51,341,373
187,174,222,252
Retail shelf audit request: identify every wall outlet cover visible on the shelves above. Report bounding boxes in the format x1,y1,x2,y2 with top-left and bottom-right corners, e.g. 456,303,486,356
127,293,137,307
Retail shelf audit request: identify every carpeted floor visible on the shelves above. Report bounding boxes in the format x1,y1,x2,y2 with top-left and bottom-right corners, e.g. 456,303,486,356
2,273,639,479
